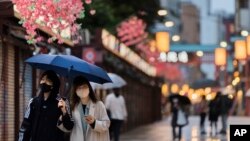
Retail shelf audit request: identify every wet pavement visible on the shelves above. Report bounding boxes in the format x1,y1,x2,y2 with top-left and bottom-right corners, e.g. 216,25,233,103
120,116,250,141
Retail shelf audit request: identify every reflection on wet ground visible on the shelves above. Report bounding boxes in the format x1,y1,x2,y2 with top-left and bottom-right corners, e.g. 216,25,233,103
120,116,250,141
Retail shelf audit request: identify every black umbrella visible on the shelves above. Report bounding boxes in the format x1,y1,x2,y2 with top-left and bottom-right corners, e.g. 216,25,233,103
190,79,219,89
168,93,191,105
180,95,191,105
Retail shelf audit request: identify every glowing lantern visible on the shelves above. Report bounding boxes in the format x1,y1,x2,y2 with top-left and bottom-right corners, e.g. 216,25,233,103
156,32,169,52
182,84,189,92
246,35,250,56
171,84,179,93
161,84,169,97
235,40,247,60
215,48,227,66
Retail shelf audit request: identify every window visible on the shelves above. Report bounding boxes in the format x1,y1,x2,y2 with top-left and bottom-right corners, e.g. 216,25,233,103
239,0,248,8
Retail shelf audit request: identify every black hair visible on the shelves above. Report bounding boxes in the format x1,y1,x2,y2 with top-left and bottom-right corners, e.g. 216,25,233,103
40,70,60,97
70,75,98,110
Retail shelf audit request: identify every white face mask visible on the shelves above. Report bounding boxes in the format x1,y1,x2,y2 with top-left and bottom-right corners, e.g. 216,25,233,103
76,87,89,99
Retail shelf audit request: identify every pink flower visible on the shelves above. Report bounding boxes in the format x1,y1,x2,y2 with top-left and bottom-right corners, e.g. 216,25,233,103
85,0,92,4
90,9,96,15
12,0,85,44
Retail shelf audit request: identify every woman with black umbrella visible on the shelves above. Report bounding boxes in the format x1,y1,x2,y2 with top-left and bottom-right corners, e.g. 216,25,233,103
168,93,191,141
208,91,221,136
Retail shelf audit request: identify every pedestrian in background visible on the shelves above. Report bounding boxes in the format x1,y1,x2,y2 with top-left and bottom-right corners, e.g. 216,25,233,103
208,92,221,136
169,95,189,141
58,76,110,141
18,70,74,141
198,95,209,134
105,88,128,141
219,94,232,135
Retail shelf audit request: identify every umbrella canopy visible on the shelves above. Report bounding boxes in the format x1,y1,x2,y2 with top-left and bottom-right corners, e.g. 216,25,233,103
168,93,191,105
91,73,127,90
25,54,112,84
190,79,219,89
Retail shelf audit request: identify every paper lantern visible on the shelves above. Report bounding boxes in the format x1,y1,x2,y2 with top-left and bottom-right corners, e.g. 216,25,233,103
215,48,227,66
161,84,169,97
171,84,179,93
235,40,247,60
246,35,250,56
156,32,170,52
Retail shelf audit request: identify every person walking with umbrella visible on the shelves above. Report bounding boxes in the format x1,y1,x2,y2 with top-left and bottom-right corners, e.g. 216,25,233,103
24,54,112,141
58,75,110,141
168,93,190,141
18,70,74,141
208,91,221,136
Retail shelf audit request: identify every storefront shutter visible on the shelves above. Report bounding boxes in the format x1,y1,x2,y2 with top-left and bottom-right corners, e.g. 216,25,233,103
0,41,3,140
6,44,15,141
19,51,33,126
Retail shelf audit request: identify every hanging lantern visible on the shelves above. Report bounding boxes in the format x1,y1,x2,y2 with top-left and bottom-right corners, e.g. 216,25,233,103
215,48,227,66
235,40,247,60
246,35,250,56
182,84,189,92
171,84,179,93
161,84,169,97
156,32,170,52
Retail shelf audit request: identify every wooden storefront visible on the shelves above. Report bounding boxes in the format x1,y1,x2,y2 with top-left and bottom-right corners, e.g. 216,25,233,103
0,15,35,141
0,1,74,140
73,29,162,132
102,52,162,132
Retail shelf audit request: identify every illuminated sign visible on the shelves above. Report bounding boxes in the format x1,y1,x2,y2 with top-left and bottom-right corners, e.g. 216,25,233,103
159,51,188,63
101,29,156,77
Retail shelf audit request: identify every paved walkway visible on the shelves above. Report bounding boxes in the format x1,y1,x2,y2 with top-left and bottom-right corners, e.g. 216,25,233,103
120,116,250,141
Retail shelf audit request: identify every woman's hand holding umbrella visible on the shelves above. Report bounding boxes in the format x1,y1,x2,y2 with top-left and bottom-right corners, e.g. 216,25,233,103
58,99,67,115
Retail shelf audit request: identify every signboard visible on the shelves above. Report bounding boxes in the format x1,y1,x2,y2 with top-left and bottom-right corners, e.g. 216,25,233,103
102,29,156,77
82,48,96,64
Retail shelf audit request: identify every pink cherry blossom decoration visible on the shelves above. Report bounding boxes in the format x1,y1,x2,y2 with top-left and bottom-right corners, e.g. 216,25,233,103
12,0,84,44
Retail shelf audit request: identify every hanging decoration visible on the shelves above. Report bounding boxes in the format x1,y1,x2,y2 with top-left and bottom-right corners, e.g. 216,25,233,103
116,16,148,47
234,40,247,60
136,41,160,63
215,48,227,66
12,0,89,44
155,62,182,81
156,31,170,52
246,35,250,56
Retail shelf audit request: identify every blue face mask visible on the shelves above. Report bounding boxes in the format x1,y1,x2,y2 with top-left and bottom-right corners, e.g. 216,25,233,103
40,83,53,93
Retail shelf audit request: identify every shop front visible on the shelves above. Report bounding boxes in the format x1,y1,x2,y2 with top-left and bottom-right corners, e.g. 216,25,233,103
0,1,75,140
74,29,162,132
